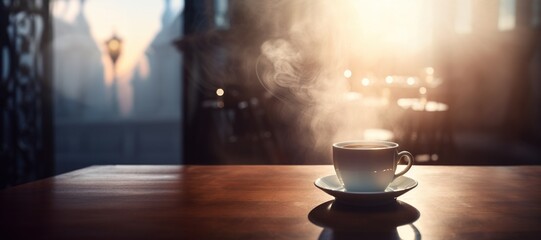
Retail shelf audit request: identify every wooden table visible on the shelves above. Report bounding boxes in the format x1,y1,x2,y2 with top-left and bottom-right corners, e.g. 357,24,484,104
1,165,540,239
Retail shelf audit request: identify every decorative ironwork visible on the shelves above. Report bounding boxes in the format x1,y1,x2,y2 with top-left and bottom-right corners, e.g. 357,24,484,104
0,0,54,188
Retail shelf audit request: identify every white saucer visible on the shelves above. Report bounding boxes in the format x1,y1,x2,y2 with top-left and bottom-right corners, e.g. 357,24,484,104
314,175,418,206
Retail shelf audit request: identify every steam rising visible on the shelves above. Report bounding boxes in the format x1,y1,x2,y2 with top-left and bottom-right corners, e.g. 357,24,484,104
255,1,404,158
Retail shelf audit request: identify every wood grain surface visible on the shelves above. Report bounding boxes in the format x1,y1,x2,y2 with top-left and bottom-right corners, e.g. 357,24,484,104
1,165,540,239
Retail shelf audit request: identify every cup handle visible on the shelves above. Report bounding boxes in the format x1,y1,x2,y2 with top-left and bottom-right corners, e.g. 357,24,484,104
395,151,414,177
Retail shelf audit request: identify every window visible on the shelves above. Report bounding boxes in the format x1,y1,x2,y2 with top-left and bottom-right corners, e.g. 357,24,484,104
52,0,184,173
498,0,516,31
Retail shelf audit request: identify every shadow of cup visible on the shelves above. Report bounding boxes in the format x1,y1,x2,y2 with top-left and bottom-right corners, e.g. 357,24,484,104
308,200,421,240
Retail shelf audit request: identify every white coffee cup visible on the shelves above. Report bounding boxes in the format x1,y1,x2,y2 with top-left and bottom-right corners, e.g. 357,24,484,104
332,140,413,192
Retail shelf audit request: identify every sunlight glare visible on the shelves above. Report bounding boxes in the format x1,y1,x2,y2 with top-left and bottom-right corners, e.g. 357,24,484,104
385,76,394,84
344,69,352,79
425,67,434,75
344,92,361,101
407,77,416,85
361,78,371,86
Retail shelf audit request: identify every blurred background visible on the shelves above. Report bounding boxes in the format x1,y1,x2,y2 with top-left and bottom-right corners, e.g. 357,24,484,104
1,0,540,188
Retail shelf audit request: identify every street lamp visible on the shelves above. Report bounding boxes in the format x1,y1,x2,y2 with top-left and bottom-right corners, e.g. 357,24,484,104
105,33,122,67
105,33,122,115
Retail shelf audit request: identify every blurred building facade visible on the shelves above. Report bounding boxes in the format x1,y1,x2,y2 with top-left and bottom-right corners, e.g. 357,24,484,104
131,0,182,119
53,0,113,120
